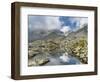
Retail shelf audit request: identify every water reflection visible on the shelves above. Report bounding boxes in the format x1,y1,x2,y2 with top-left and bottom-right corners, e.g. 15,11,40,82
45,52,81,66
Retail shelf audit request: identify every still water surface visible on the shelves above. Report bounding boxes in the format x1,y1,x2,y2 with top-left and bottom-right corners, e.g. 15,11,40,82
45,52,81,66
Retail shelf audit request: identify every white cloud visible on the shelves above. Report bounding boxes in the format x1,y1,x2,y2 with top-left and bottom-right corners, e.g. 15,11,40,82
29,16,61,31
79,18,88,28
67,17,88,31
60,26,70,34
69,17,88,28
45,16,61,30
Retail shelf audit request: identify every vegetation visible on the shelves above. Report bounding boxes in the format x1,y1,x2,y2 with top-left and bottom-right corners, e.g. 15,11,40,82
28,36,88,66
65,37,88,64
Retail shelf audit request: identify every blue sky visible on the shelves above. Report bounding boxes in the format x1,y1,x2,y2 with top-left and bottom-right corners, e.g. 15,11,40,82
28,15,88,33
60,17,79,30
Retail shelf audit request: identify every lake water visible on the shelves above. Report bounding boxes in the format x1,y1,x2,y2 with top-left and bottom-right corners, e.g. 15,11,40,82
45,52,81,66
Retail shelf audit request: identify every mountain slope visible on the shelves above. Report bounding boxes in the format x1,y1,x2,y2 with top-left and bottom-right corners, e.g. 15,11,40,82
66,24,87,40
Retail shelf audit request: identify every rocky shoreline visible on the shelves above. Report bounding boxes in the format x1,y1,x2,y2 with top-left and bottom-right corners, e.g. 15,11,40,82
28,36,87,66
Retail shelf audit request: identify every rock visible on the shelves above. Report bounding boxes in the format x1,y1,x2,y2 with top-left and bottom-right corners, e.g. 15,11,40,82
28,58,49,66
80,54,85,58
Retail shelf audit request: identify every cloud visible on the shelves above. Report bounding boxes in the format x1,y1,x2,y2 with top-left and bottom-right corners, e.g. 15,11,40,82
79,18,88,28
28,16,62,32
60,26,70,34
28,16,88,33
68,17,88,29
59,16,88,31
45,16,61,30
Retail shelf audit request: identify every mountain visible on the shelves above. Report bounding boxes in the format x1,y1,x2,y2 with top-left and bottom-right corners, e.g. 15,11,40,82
28,30,50,42
28,24,87,42
45,24,88,40
44,30,64,39
66,24,87,40
28,29,64,42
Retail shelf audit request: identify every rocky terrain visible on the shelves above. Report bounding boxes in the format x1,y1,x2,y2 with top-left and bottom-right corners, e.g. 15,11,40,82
28,24,88,66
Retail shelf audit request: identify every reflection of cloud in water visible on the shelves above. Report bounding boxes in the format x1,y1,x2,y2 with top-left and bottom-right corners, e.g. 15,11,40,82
59,52,81,65
45,52,81,66
59,52,70,62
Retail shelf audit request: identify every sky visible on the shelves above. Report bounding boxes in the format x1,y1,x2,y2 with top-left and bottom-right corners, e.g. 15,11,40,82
28,15,88,33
